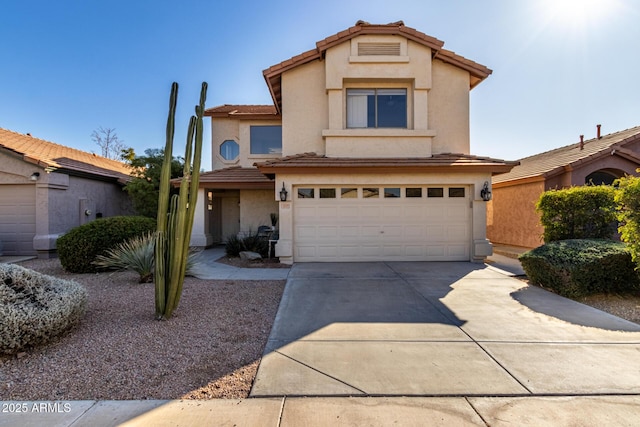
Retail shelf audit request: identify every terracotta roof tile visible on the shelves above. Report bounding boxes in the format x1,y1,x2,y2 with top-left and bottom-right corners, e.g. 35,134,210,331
194,166,274,189
263,20,490,114
255,152,517,175
204,104,279,119
0,128,132,182
492,126,640,184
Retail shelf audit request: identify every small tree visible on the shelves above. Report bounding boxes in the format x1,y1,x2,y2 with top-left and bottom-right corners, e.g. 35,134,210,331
91,126,129,160
536,185,617,242
615,172,640,270
123,149,184,218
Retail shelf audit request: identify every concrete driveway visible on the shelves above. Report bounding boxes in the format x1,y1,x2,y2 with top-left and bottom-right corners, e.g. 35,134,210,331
251,261,640,397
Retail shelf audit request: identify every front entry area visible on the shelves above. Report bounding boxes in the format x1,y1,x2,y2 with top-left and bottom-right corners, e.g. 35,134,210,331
292,185,471,262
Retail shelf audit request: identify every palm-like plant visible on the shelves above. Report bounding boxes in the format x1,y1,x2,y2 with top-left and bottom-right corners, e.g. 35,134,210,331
93,233,203,284
93,233,155,283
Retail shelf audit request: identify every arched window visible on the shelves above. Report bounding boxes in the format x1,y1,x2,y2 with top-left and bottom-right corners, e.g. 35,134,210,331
585,170,619,185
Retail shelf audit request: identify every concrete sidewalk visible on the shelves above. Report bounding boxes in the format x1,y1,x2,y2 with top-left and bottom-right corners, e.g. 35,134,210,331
187,246,290,281
2,395,640,426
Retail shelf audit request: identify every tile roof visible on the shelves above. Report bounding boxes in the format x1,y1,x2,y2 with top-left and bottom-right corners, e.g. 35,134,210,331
0,128,132,182
263,20,493,114
492,126,640,184
255,152,517,176
196,166,274,189
204,104,279,119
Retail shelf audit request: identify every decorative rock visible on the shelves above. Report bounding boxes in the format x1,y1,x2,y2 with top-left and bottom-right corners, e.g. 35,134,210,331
239,251,262,261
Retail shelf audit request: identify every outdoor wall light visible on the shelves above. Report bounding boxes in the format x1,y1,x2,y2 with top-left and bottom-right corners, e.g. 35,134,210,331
480,181,492,202
30,172,40,181
279,183,288,201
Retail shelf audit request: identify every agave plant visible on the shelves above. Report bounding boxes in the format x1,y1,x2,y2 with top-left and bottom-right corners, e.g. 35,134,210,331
93,233,156,283
93,232,203,284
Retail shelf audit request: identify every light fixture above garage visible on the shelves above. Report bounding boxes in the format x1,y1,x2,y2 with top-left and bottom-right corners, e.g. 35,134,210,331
30,172,40,181
480,181,492,201
280,183,288,201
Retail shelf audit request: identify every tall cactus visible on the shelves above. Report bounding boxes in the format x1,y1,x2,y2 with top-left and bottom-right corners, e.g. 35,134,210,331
155,81,208,320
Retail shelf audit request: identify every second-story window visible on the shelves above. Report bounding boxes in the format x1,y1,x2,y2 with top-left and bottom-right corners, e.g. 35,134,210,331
250,126,282,155
346,89,407,128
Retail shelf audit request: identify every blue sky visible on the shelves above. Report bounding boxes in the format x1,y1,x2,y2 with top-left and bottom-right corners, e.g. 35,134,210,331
1,0,639,170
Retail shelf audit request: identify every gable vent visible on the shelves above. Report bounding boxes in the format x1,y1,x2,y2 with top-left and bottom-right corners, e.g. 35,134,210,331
358,42,401,56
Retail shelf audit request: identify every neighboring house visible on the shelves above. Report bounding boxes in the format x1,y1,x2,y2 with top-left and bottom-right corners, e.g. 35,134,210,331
487,125,640,249
192,20,517,264
0,128,134,257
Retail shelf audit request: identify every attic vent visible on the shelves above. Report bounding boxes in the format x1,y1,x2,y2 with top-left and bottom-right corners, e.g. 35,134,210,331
358,42,401,56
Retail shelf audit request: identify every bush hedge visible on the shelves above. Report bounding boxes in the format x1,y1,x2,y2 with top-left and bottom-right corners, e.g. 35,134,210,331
0,264,88,354
57,216,157,273
519,239,639,298
615,174,640,270
536,186,617,242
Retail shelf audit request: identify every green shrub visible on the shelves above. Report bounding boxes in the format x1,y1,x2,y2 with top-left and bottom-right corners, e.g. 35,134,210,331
225,231,269,258
57,216,156,273
536,186,617,242
519,239,640,298
0,264,87,354
615,173,640,270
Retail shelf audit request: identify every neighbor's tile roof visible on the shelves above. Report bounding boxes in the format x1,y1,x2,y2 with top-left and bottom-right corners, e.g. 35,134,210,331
204,105,279,119
195,166,274,189
263,20,493,114
255,152,517,176
0,128,132,182
492,126,640,184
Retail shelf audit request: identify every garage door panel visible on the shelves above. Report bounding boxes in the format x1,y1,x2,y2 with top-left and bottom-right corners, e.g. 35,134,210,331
296,226,317,239
339,226,359,237
382,225,403,237
339,245,359,257
0,185,36,256
361,226,380,237
403,225,426,238
294,185,470,262
317,226,338,238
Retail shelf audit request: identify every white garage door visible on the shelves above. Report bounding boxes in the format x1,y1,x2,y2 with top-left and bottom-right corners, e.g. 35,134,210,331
0,185,36,256
293,185,471,262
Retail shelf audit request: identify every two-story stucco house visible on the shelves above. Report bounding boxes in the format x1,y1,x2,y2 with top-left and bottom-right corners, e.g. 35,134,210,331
192,21,516,264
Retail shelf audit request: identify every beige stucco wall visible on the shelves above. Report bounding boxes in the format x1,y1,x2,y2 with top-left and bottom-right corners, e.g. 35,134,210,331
240,189,279,234
211,117,284,170
487,181,545,249
282,61,327,156
276,34,471,159
429,60,470,155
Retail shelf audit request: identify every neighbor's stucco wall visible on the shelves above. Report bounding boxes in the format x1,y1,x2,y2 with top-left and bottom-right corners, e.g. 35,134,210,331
33,173,133,256
487,180,545,249
0,152,133,257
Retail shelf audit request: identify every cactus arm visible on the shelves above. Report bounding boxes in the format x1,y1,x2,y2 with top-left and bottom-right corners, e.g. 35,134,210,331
154,82,178,319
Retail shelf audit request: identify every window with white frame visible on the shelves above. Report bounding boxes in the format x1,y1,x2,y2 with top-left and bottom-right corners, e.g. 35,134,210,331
346,88,407,128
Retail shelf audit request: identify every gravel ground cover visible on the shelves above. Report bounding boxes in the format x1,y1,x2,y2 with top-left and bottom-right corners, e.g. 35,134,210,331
0,258,284,400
